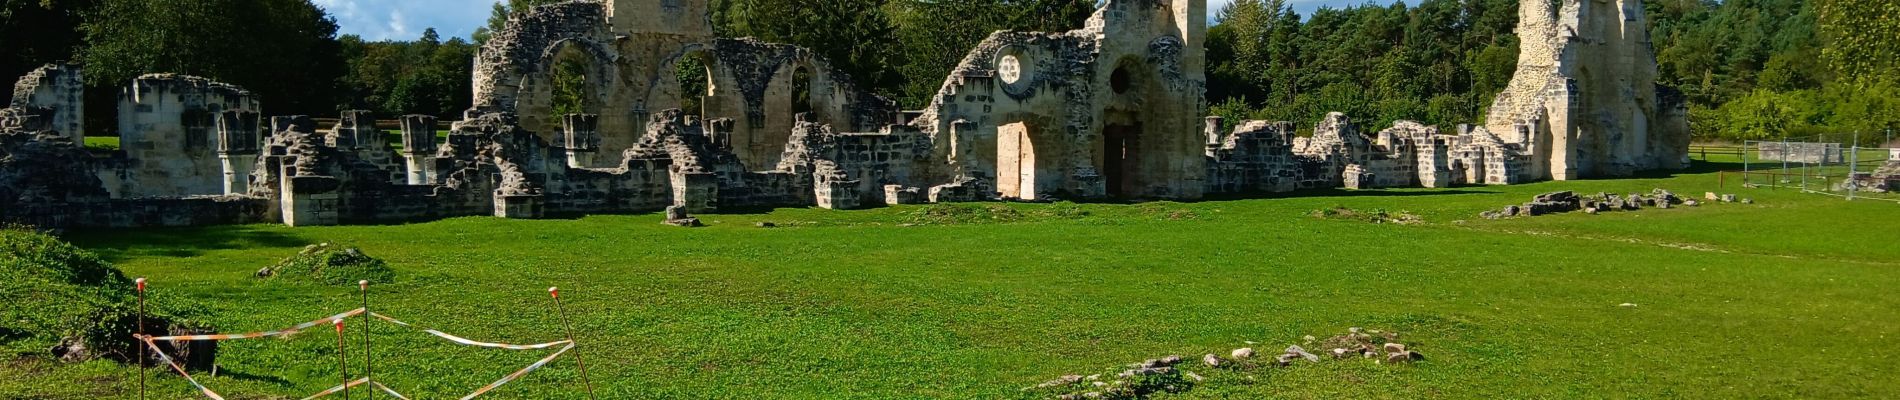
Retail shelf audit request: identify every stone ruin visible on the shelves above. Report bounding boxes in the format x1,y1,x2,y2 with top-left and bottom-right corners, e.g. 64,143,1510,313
0,0,1690,229
1484,0,1691,180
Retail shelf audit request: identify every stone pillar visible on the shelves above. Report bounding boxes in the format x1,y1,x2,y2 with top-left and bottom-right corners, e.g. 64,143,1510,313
670,167,719,213
281,175,341,227
400,115,438,184
707,118,735,150
1204,116,1224,146
562,114,599,169
493,194,545,219
215,110,261,195
1415,137,1452,188
329,110,378,150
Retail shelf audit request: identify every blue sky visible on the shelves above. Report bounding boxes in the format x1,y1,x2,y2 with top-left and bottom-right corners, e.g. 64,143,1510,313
316,0,1420,41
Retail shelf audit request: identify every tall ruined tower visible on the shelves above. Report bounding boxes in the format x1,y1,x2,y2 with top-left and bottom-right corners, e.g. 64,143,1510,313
1486,0,1688,180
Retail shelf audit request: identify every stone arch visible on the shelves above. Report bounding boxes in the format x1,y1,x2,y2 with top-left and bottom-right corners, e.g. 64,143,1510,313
1096,56,1176,198
516,39,618,144
661,46,719,120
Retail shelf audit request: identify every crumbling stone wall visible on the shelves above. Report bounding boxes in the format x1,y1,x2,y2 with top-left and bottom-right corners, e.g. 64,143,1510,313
471,0,895,171
911,0,1209,201
109,74,262,197
0,0,1704,229
1485,0,1690,180
7,64,84,142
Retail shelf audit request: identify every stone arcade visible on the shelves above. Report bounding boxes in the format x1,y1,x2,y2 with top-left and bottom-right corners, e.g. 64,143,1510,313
0,0,1688,228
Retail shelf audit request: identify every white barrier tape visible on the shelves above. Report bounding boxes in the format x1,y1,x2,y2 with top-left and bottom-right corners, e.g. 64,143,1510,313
138,336,227,400
460,342,576,399
370,312,571,350
297,377,369,400
151,309,366,341
372,380,414,400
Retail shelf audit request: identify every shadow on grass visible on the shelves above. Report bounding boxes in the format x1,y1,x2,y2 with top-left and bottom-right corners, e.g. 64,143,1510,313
62,225,309,263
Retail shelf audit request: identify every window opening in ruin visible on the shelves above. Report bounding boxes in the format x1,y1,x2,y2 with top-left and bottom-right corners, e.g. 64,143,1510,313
792,66,813,116
551,56,591,117
1110,66,1132,94
998,55,1023,85
998,122,1038,199
675,53,712,118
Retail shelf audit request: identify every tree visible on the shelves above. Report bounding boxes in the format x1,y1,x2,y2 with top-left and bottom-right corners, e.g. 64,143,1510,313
340,28,478,119
473,0,564,45
0,0,94,104
1815,0,1900,84
81,0,345,120
719,0,904,101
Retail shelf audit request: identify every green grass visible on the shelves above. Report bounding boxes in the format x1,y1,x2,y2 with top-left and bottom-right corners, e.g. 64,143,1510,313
84,136,119,152
4,158,1898,399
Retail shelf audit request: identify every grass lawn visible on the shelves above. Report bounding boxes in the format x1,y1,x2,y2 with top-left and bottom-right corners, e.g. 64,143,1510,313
4,157,1898,399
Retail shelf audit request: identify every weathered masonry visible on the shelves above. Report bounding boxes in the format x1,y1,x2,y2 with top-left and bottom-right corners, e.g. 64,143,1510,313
0,0,1688,228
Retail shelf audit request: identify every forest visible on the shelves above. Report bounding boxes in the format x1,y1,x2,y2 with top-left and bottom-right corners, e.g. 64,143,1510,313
1,0,1894,143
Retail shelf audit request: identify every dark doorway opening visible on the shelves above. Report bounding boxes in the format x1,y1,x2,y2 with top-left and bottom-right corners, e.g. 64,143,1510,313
1103,121,1140,198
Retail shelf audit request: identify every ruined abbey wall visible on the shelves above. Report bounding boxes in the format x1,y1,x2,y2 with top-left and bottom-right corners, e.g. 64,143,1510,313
0,0,1689,229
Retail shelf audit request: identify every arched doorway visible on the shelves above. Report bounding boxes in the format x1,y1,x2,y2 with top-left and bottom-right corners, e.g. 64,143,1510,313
519,41,608,145
1102,110,1141,198
1100,62,1147,198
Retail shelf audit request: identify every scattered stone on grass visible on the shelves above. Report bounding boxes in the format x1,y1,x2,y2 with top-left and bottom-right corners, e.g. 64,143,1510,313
1482,188,1731,219
1024,328,1423,399
1201,353,1225,368
1231,347,1255,360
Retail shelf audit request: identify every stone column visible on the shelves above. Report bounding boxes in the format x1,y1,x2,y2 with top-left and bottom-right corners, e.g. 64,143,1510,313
562,114,600,168
329,110,378,150
1415,137,1452,188
281,175,341,227
1204,116,1224,146
399,115,438,184
215,110,261,195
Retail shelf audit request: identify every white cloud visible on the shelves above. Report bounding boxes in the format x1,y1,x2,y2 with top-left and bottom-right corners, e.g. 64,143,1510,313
316,0,493,41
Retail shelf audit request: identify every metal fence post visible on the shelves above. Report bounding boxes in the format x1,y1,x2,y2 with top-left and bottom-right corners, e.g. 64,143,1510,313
1849,132,1860,201
1743,141,1752,186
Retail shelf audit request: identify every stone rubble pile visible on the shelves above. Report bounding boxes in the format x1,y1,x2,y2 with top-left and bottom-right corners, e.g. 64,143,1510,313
1479,188,1749,219
1025,328,1422,400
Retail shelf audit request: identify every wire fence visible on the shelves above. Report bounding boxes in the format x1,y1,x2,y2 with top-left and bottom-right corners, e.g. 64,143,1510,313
1693,133,1900,203
133,281,596,400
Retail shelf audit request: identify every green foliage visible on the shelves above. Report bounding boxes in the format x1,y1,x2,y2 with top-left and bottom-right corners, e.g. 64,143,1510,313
80,0,345,119
260,243,394,286
1815,0,1900,84
550,57,591,117
0,227,196,360
676,53,711,116
339,28,479,119
472,0,564,46
0,0,92,102
883,0,1095,107
1207,0,1521,130
1203,0,1893,143
716,0,905,102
